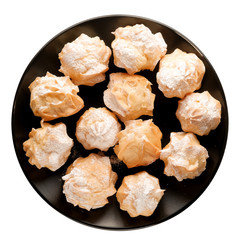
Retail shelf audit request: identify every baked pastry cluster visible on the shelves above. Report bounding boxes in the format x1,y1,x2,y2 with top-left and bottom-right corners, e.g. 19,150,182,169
62,153,117,210
116,171,164,217
176,91,221,136
76,107,121,151
29,72,84,121
160,132,209,181
23,121,73,171
23,22,223,218
112,24,167,74
103,72,155,122
114,119,162,168
157,49,205,99
59,33,111,86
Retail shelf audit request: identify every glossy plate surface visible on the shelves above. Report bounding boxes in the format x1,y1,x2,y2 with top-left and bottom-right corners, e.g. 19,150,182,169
12,15,228,230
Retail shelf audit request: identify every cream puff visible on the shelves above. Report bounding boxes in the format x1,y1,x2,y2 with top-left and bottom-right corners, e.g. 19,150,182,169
23,121,73,171
29,72,84,121
116,171,165,217
114,119,162,168
111,24,167,74
176,91,221,136
75,107,121,151
62,153,117,210
160,132,209,181
59,33,111,86
157,49,205,98
103,72,155,122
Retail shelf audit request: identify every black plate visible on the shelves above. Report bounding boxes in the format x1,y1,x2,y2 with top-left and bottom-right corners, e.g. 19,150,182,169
12,15,228,230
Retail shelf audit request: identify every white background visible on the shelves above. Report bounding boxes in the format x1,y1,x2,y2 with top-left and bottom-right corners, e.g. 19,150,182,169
1,0,239,239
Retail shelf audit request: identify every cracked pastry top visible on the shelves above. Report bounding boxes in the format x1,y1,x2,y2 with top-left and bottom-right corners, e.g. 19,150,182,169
23,121,73,171
157,49,205,98
59,33,111,86
160,132,209,181
111,24,167,74
114,119,162,168
103,72,155,122
116,171,165,217
62,153,117,211
176,91,221,136
29,72,84,121
75,107,121,151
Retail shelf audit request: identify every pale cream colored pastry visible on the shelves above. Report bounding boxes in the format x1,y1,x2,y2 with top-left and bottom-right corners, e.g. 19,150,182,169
62,153,117,211
75,107,121,151
116,171,164,217
23,121,73,171
176,91,221,136
111,24,167,74
59,33,111,86
160,132,209,181
29,72,84,121
103,72,155,122
157,49,205,98
114,119,162,168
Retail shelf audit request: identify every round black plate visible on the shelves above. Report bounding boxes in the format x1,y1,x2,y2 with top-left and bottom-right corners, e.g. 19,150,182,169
12,15,228,230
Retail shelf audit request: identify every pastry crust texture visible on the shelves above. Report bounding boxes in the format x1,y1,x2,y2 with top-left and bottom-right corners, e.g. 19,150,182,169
23,121,73,171
114,119,162,168
156,49,205,98
176,91,221,136
116,171,165,217
111,24,167,74
75,107,121,151
160,132,209,181
103,72,155,122
62,153,117,211
29,72,84,121
59,33,111,86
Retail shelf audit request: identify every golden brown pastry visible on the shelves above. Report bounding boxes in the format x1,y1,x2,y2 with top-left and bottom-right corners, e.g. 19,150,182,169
114,119,162,168
176,91,221,136
157,49,205,98
103,72,155,122
29,72,84,121
111,24,167,74
160,132,209,181
75,107,121,151
116,171,165,217
59,33,111,86
23,121,73,171
62,153,117,210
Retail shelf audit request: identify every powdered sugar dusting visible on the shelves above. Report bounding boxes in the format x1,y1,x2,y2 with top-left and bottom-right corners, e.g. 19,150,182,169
160,132,209,181
62,153,117,211
59,33,111,86
157,49,205,98
117,171,164,217
112,24,167,74
23,122,73,171
76,107,121,151
176,91,221,135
